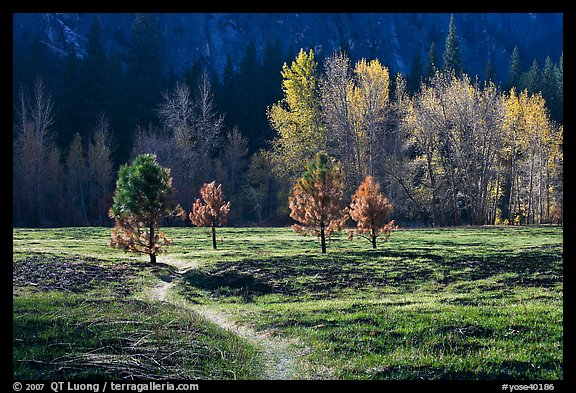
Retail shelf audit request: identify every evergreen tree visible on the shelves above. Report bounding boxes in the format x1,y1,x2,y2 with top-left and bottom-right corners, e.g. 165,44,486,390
125,14,163,128
541,56,561,121
507,46,522,90
189,181,231,250
288,152,348,253
78,16,109,135
407,51,423,95
348,176,397,249
424,41,438,81
108,153,185,263
485,57,496,83
57,45,81,149
443,14,463,76
260,38,284,148
523,59,542,95
555,52,563,122
237,40,261,152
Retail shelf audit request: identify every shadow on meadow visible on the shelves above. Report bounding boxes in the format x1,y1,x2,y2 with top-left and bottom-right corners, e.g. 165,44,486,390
182,245,562,301
359,359,561,380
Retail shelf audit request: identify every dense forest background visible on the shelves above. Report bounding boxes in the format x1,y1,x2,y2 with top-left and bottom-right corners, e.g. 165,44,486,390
12,13,563,228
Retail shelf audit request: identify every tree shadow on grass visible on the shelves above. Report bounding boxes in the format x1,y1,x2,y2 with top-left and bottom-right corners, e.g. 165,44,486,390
363,359,561,380
182,247,562,302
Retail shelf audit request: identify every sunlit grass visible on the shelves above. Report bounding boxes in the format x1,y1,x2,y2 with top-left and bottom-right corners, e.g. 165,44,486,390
13,225,562,379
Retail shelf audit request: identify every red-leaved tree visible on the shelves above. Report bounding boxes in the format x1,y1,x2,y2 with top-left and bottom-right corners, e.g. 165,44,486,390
289,152,349,253
189,181,231,249
348,176,397,249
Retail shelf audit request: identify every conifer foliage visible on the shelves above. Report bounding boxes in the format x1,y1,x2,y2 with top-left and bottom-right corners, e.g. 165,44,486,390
348,176,397,249
108,153,185,263
189,181,231,250
289,152,348,253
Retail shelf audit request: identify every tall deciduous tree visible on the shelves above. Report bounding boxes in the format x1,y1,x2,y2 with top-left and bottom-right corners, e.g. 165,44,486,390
288,152,348,253
66,133,89,226
268,49,324,182
320,51,358,190
13,78,61,226
348,176,396,249
189,181,231,250
349,58,390,178
88,115,114,226
108,153,185,263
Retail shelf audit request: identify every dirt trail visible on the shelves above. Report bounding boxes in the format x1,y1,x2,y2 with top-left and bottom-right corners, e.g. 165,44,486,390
150,260,299,380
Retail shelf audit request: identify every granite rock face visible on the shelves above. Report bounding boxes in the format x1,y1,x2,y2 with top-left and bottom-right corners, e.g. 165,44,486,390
13,13,563,82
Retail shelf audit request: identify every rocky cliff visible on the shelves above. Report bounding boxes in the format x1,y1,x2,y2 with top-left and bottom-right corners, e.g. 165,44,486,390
13,12,563,83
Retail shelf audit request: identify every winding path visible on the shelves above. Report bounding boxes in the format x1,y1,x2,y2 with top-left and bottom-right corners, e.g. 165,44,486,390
150,263,299,380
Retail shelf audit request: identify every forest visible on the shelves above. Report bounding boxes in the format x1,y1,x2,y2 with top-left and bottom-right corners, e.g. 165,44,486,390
12,14,563,228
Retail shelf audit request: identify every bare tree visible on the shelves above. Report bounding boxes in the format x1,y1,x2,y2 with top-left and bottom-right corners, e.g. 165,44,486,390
13,78,60,226
88,115,115,225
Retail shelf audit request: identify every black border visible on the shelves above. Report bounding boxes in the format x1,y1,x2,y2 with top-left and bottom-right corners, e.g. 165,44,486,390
7,0,571,391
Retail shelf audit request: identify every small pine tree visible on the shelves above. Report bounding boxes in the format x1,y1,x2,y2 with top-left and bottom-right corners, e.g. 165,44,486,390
507,46,522,90
108,153,185,263
189,181,231,250
348,176,397,249
288,152,348,253
424,41,439,81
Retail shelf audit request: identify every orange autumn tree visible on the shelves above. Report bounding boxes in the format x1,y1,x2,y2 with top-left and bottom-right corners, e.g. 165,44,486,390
348,176,397,249
189,181,231,249
289,152,348,253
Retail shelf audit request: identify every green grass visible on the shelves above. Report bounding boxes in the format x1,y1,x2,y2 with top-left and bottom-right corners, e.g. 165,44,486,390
13,226,563,380
12,228,263,380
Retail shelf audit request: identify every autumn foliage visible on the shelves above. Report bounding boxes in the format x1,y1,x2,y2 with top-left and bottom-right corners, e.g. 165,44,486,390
289,153,348,253
348,176,397,249
189,181,231,249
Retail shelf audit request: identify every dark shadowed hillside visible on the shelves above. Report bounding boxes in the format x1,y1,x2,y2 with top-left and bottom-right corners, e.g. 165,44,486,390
13,13,563,83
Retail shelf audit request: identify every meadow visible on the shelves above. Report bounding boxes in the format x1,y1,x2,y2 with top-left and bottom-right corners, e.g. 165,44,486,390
12,226,563,380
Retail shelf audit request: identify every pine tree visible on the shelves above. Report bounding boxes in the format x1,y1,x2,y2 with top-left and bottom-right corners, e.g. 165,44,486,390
424,41,438,82
485,57,496,83
507,46,522,90
443,14,463,76
189,181,231,250
407,51,422,94
288,152,348,253
79,15,109,131
348,176,397,249
125,14,163,127
108,154,185,263
541,56,561,121
523,59,542,95
57,45,80,150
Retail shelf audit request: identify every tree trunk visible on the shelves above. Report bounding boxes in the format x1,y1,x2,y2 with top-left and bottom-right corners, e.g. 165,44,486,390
212,222,217,250
149,224,156,263
320,221,326,254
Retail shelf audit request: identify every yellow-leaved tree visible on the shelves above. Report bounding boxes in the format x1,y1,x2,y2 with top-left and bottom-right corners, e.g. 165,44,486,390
267,49,325,182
